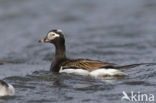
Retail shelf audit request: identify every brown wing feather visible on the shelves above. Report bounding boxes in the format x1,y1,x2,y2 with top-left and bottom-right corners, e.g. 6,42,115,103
61,59,115,72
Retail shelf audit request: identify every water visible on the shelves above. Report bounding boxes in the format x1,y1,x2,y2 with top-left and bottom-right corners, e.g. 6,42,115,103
0,0,156,102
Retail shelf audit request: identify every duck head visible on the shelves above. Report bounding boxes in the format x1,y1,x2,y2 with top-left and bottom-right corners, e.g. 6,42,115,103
39,29,65,45
39,29,66,58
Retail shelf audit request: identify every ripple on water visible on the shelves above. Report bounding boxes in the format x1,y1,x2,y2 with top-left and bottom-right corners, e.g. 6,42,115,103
0,0,156,103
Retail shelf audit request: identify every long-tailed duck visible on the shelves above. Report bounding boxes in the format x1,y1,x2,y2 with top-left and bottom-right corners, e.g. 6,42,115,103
0,80,15,96
39,29,154,78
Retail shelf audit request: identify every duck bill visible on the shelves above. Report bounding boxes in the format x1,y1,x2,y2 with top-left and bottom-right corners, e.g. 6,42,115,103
39,38,46,43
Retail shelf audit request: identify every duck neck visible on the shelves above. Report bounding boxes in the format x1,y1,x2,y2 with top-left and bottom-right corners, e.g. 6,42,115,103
55,43,66,59
50,41,66,72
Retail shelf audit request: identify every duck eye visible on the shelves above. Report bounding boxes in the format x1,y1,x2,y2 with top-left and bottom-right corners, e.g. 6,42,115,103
51,33,55,36
52,34,55,36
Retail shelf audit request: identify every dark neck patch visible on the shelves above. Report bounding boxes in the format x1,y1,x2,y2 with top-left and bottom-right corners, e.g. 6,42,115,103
0,80,9,87
50,57,67,72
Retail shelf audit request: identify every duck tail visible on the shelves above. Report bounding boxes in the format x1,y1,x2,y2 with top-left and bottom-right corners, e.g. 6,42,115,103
115,63,156,70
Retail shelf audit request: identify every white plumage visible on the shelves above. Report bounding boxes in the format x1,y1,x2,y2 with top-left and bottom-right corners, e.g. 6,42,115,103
0,81,15,96
59,67,126,78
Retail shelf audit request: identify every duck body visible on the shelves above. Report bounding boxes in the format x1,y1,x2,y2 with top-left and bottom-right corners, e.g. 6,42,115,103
39,29,150,78
0,80,15,96
52,58,125,77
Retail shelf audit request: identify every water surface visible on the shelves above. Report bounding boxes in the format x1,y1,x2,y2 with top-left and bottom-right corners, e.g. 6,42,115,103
0,0,156,103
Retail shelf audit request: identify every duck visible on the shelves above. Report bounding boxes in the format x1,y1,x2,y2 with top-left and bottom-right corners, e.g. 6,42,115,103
0,80,15,96
39,29,155,78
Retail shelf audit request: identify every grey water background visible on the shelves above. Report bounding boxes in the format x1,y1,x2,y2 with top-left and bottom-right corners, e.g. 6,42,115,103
0,0,156,102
